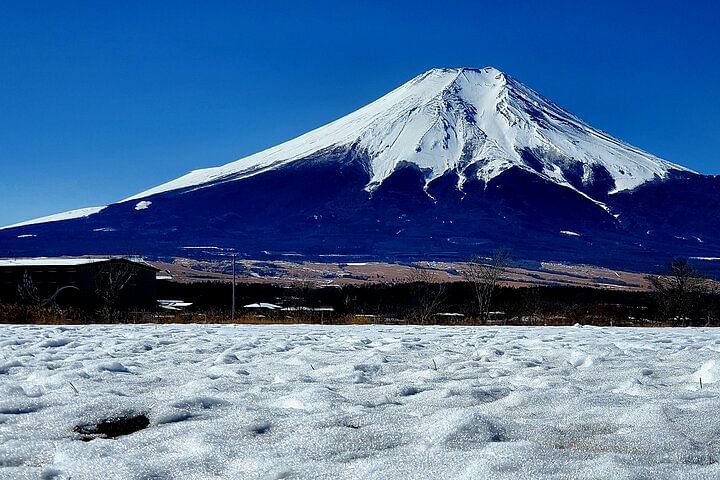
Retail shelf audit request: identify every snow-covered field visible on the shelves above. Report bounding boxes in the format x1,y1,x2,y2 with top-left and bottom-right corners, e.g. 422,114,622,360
2,325,720,479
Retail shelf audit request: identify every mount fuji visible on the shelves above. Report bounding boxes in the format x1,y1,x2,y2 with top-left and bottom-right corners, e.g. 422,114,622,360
3,67,720,271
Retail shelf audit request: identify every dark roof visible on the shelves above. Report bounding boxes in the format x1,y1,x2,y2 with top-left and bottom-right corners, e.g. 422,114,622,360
0,257,159,271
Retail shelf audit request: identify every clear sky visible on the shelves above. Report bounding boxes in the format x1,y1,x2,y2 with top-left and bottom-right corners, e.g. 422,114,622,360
1,0,719,226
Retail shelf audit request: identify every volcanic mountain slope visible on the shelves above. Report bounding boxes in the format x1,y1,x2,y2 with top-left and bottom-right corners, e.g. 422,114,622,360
2,67,719,271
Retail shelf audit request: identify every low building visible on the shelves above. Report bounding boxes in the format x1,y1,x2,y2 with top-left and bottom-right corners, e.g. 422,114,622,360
0,257,158,308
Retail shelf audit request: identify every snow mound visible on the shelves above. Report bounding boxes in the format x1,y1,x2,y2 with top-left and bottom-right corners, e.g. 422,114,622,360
695,359,720,384
421,409,506,447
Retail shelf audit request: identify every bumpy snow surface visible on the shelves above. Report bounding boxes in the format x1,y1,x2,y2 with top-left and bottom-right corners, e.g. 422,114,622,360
2,325,720,479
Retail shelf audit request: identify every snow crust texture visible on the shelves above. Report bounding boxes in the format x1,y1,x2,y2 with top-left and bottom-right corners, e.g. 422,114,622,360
2,325,720,479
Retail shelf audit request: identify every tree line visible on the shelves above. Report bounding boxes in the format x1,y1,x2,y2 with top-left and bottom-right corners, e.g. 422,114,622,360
2,254,720,326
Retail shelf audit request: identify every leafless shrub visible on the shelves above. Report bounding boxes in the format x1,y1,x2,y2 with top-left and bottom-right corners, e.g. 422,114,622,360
408,269,446,324
94,261,140,322
462,249,510,323
646,258,710,326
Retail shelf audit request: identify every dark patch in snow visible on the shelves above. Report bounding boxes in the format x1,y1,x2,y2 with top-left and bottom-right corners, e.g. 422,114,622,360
73,413,150,440
518,147,544,173
250,422,271,435
399,386,423,397
0,403,43,415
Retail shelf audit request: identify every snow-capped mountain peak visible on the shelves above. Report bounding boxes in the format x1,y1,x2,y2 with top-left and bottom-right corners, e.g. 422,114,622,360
2,67,695,235
3,67,718,273
124,66,689,203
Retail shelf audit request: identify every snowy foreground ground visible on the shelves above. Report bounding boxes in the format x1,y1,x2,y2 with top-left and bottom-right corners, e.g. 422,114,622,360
2,325,720,479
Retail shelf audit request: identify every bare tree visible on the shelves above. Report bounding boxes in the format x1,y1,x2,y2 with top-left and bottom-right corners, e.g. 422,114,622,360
94,261,139,322
16,270,80,309
408,268,446,324
646,258,709,326
463,250,510,323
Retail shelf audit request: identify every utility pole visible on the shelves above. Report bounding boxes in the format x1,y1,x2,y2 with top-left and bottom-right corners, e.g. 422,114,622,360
231,254,236,321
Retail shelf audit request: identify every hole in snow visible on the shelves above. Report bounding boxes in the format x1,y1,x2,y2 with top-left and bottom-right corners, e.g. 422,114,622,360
73,413,150,440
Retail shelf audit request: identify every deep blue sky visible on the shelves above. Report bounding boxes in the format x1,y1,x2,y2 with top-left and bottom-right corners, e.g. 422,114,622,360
1,1,719,225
